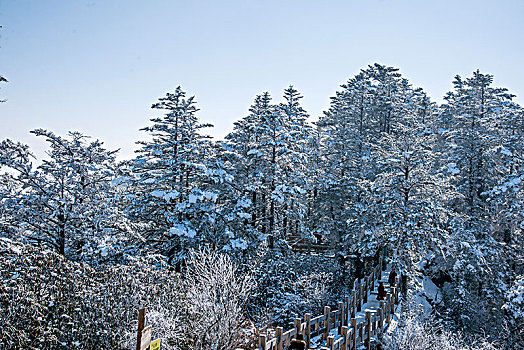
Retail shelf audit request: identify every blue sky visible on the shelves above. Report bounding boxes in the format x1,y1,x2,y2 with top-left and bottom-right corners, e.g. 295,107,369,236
1,0,523,159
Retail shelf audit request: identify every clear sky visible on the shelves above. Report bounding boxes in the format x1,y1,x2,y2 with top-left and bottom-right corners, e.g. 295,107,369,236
1,0,523,160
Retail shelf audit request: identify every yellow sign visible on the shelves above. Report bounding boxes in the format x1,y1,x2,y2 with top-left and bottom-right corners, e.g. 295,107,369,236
150,338,161,350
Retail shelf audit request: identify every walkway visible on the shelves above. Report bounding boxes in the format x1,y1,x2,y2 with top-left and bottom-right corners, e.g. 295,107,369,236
259,253,402,350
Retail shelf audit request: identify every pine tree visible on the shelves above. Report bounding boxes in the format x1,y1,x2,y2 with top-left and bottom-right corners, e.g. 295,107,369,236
224,87,313,251
223,92,274,250
316,70,375,253
441,71,516,229
0,129,120,261
316,64,419,257
125,86,222,261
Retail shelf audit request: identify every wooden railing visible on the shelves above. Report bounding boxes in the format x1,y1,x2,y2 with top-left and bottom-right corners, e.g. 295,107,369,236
258,251,400,350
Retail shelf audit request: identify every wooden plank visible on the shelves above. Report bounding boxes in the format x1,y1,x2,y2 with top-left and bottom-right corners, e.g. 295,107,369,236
300,322,307,333
315,326,328,338
351,318,357,350
282,328,296,346
344,295,350,325
338,301,345,333
327,335,334,348
311,314,325,326
266,337,277,349
294,317,302,340
351,290,356,318
333,336,344,350
365,312,371,350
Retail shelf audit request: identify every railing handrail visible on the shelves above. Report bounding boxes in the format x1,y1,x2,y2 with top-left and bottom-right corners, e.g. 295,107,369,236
259,248,401,350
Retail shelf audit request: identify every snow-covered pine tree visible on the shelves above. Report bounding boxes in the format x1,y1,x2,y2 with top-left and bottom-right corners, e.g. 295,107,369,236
125,86,224,262
316,72,373,253
369,87,455,272
0,129,121,262
224,88,313,251
440,70,516,230
274,86,313,247
430,71,524,338
222,92,274,251
316,64,417,258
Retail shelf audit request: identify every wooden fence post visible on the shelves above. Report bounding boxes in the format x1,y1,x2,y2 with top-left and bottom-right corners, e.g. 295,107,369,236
378,302,384,329
341,326,348,350
327,335,334,349
276,326,283,350
358,283,363,312
344,295,350,326
259,334,267,350
351,318,357,350
136,307,145,350
295,317,302,336
351,290,356,318
365,312,371,350
324,306,331,340
363,276,369,304
305,313,311,349
338,301,344,333
370,271,375,292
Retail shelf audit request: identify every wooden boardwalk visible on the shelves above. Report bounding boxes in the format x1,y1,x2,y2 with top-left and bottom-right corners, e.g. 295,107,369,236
258,252,400,350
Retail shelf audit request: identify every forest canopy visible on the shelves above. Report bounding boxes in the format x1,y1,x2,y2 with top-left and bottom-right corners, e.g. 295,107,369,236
1,64,523,349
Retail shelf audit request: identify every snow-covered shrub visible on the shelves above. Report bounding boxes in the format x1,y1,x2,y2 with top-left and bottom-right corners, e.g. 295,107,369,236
503,276,524,349
294,271,334,312
423,234,511,341
247,250,349,329
0,237,184,349
381,299,498,350
183,248,254,350
504,276,524,320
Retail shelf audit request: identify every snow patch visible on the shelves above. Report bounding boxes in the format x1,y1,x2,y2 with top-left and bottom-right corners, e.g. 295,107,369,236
188,194,198,204
169,224,196,238
446,162,460,175
423,276,442,304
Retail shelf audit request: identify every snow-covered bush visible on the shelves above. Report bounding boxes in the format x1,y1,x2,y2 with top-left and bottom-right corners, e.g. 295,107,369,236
247,250,349,329
381,299,497,350
503,276,524,348
0,237,184,349
183,248,254,350
504,276,524,320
